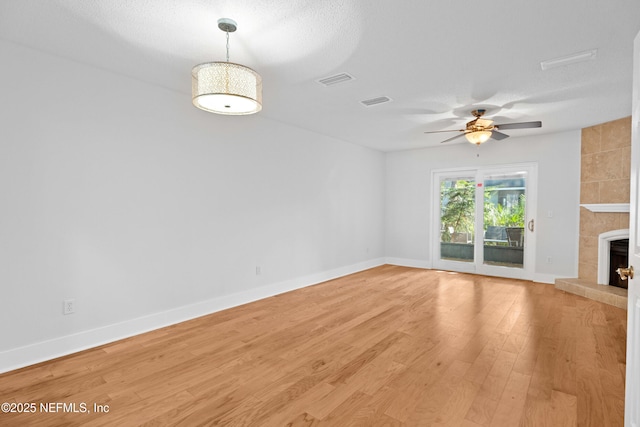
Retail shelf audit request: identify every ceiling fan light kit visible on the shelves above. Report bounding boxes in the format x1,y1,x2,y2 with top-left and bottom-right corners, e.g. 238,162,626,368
466,130,492,145
424,108,542,146
192,18,262,115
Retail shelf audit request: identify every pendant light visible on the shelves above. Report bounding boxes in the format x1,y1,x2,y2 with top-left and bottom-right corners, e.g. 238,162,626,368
192,18,262,115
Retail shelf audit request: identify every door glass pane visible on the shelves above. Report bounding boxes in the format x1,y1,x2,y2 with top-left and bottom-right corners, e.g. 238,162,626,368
482,172,526,268
440,176,475,263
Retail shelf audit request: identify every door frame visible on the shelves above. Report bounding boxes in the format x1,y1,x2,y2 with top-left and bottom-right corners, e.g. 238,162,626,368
431,162,538,280
624,28,640,427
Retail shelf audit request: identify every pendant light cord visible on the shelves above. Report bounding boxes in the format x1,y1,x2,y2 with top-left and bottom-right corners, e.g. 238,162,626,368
226,31,230,62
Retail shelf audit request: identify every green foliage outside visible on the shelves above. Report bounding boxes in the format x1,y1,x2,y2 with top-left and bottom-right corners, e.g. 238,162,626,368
484,193,526,228
440,180,475,242
440,180,525,243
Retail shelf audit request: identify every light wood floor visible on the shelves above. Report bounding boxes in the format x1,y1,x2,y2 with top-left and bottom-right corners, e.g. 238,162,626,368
0,265,627,426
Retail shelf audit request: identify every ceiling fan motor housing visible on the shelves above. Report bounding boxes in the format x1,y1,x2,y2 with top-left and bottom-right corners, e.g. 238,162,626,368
471,108,486,118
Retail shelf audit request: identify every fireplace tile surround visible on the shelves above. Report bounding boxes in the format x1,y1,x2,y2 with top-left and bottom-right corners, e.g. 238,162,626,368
554,117,630,309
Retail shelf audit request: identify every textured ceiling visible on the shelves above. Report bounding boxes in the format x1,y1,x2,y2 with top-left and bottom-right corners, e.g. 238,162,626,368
2,0,640,151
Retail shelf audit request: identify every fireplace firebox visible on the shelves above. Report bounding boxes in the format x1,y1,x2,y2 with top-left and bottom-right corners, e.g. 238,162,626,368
609,239,629,289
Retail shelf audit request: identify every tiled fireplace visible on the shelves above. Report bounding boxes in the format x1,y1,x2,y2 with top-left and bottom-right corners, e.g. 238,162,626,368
554,117,631,309
597,228,629,288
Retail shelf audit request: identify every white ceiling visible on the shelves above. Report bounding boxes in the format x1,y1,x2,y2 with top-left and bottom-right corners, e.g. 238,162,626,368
2,0,639,151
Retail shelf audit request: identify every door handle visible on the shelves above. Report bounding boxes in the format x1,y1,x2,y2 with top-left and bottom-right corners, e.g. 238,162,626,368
528,219,534,232
617,265,634,280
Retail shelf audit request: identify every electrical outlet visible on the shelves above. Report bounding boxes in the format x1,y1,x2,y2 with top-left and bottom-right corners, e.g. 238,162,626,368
63,299,75,315
256,266,261,275
546,257,552,264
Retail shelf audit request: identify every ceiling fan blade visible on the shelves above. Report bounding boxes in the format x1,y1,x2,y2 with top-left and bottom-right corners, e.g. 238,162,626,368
424,129,465,134
491,130,510,141
494,121,542,130
440,133,467,144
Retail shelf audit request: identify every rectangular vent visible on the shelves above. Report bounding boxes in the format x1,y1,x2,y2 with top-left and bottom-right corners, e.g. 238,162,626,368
361,96,392,107
317,72,354,86
540,49,597,70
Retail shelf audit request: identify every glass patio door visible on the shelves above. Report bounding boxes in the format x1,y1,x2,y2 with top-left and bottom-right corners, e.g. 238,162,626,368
438,172,477,269
433,164,537,279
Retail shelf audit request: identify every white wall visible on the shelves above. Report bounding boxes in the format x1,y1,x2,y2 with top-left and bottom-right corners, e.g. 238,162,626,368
385,130,581,282
0,38,584,373
0,40,385,372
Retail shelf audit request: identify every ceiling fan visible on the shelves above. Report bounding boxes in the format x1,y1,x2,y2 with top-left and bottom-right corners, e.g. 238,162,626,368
424,109,542,145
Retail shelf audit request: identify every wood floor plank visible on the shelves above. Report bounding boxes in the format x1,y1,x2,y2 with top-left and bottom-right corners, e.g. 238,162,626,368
253,382,335,426
338,386,400,427
284,412,321,426
465,350,517,425
431,379,480,427
527,336,559,400
384,344,459,422
488,370,531,426
552,335,577,396
402,359,472,426
344,355,407,396
520,390,577,427
576,324,607,427
313,390,374,426
463,331,508,385
0,265,627,426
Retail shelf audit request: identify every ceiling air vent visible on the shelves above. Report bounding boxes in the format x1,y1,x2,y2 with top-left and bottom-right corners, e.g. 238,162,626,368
360,96,392,107
540,49,597,70
317,72,354,87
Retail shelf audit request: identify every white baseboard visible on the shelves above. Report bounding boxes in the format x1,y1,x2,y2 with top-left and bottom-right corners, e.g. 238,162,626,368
532,273,559,284
385,258,560,285
0,258,385,374
385,257,431,269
